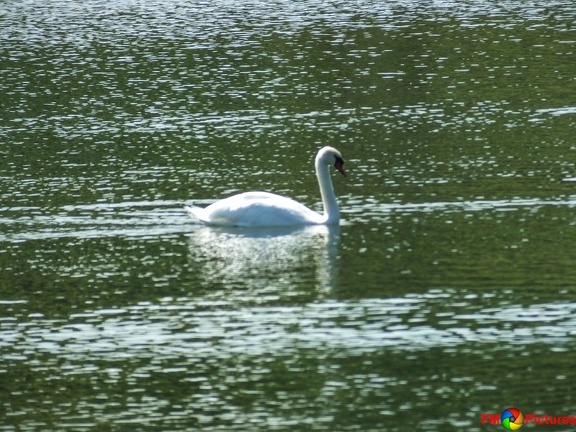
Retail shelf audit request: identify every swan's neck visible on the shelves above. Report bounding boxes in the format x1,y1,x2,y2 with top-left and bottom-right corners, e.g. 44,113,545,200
316,158,339,224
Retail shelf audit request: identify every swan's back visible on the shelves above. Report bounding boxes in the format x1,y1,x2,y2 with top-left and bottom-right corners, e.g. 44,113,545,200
186,192,325,227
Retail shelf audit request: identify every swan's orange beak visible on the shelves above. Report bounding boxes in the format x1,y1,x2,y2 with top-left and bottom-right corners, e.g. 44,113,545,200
334,158,346,176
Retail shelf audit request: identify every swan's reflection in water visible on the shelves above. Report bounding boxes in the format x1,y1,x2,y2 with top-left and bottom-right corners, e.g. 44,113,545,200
187,224,340,296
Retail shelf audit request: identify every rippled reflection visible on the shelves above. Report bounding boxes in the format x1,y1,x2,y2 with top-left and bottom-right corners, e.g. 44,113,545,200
187,224,340,295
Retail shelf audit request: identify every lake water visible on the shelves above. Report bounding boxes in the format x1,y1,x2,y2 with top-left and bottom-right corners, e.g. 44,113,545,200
1,0,576,430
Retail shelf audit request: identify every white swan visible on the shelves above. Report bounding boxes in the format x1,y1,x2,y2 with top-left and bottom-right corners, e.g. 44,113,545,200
185,146,346,227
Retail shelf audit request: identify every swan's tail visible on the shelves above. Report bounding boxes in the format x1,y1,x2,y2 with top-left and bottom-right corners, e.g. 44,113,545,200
185,204,210,224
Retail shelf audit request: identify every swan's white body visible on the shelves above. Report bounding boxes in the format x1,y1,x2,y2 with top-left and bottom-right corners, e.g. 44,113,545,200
186,146,346,227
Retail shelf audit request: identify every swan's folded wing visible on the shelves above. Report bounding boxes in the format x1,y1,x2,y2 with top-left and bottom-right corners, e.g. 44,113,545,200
186,192,324,227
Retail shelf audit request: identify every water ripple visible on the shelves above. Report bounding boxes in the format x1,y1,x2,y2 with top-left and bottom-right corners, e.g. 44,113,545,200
3,296,575,363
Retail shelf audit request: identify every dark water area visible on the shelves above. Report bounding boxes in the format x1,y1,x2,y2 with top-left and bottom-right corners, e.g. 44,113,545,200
1,0,575,430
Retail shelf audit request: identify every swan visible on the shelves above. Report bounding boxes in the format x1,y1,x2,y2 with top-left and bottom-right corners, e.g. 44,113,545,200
185,146,346,227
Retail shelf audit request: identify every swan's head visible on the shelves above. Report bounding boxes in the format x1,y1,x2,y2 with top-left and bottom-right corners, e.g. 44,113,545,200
317,146,346,177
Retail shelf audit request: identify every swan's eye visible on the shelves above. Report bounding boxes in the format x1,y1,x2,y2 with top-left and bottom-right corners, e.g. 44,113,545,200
334,156,346,176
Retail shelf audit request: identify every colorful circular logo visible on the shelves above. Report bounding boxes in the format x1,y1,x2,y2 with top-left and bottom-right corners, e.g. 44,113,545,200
501,407,524,431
